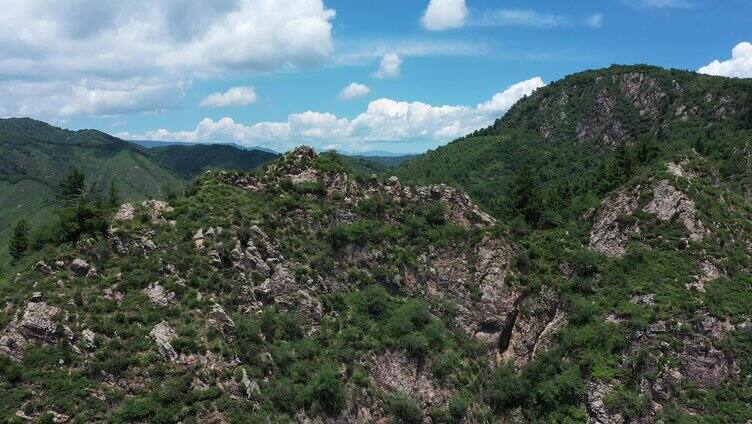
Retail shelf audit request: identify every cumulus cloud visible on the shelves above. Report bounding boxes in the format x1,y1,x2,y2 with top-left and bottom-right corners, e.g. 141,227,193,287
121,77,545,152
698,42,752,78
200,86,258,107
476,77,546,115
0,0,335,119
339,83,371,101
421,0,468,31
373,53,403,79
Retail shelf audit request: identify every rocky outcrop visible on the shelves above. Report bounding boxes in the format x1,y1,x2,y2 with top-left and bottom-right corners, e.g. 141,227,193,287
255,265,322,322
70,258,96,277
108,228,157,257
210,303,236,334
0,302,68,361
589,189,639,257
150,321,178,362
576,87,631,148
500,287,567,369
113,203,135,221
141,199,174,224
686,260,723,292
421,236,521,347
142,283,176,307
643,180,706,241
586,381,625,424
403,184,496,228
590,180,708,257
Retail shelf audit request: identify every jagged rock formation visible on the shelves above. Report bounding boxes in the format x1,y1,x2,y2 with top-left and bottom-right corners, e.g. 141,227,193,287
589,178,708,257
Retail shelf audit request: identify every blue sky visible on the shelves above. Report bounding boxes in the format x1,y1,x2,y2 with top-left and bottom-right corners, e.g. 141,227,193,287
1,0,750,153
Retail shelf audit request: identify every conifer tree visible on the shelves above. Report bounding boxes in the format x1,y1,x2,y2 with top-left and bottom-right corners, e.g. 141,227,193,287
8,218,30,261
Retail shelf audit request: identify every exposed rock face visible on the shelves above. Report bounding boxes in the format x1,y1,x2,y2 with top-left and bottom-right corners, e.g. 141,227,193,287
370,351,450,413
687,260,723,292
500,287,568,369
586,381,625,424
615,72,668,132
666,160,696,180
150,321,178,362
108,228,157,257
403,184,496,228
0,302,66,360
113,203,135,221
589,189,639,257
421,237,519,340
70,258,96,277
19,302,63,342
255,266,322,322
590,180,708,257
679,342,732,389
265,146,317,180
142,283,176,307
82,329,96,349
643,180,706,241
141,200,174,224
210,303,236,334
576,87,631,148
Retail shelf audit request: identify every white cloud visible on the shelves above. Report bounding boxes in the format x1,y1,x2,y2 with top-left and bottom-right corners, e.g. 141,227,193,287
122,77,545,152
0,0,335,119
373,53,403,79
0,78,189,119
200,86,258,107
421,0,468,31
698,42,752,78
339,83,371,101
477,77,546,115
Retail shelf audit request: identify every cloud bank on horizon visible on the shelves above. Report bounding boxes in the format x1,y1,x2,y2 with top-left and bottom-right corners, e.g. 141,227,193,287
118,77,546,153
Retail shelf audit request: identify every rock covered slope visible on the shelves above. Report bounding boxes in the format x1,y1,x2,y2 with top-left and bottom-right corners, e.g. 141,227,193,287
0,147,569,423
1,146,751,423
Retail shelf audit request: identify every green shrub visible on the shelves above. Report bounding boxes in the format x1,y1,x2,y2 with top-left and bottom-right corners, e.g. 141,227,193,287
389,395,422,424
487,364,528,412
305,364,345,415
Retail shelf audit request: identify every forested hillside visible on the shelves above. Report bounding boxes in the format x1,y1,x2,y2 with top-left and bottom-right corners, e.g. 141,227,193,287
151,144,278,178
395,65,752,222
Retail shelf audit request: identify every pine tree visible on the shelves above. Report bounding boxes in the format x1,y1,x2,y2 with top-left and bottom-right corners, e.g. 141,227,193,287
9,218,30,261
59,170,86,203
108,181,121,209
510,165,541,224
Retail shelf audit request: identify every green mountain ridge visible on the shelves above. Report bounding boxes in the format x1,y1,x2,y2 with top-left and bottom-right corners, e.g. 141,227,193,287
394,64,752,218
